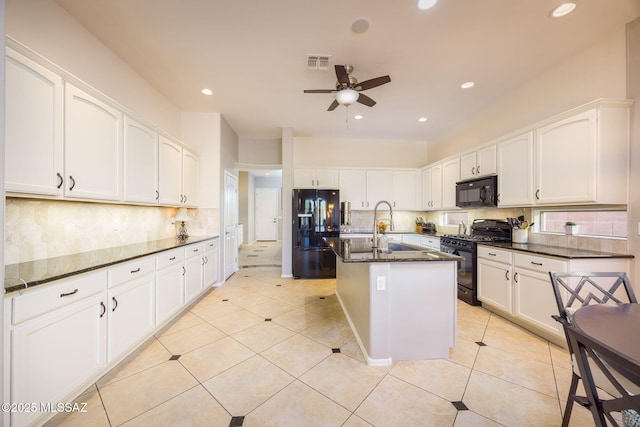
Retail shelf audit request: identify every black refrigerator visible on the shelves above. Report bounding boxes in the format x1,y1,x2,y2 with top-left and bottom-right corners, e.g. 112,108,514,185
292,188,340,278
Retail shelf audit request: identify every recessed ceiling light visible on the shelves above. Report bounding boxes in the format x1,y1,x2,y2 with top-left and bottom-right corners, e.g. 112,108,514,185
417,0,438,10
354,115,363,120
201,88,213,96
550,2,577,18
418,117,428,122
461,81,475,89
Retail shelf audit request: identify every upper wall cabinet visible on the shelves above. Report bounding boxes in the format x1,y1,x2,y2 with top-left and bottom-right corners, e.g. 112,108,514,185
460,145,496,181
294,168,339,189
497,100,631,207
391,170,419,210
158,137,200,207
64,84,123,201
339,169,367,210
5,48,64,196
497,132,535,207
123,117,159,204
422,164,442,211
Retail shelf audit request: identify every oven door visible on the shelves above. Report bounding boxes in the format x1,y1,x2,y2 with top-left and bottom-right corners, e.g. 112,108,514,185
440,243,473,288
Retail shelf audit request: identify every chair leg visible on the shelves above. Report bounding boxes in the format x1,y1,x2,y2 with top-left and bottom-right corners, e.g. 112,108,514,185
561,372,580,427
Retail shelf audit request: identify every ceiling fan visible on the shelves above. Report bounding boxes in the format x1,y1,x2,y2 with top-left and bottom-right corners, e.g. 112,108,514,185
304,65,391,111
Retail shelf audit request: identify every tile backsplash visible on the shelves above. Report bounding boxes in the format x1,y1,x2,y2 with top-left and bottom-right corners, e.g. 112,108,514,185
4,198,219,265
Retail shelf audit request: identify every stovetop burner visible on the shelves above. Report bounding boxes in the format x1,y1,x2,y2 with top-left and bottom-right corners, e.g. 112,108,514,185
442,219,513,244
442,234,496,242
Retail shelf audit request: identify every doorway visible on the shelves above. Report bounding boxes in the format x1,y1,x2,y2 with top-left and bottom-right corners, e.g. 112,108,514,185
255,187,279,241
223,171,239,280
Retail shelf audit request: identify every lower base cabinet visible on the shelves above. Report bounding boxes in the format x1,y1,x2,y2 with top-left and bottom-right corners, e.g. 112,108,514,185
478,245,631,344
4,238,219,427
184,244,204,303
11,292,106,426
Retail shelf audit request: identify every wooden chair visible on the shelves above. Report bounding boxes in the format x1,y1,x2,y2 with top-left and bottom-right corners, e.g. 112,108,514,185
565,321,640,426
549,272,638,427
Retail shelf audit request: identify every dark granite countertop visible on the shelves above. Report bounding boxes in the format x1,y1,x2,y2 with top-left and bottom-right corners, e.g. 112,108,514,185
339,230,443,237
326,237,460,263
478,242,635,259
4,235,219,295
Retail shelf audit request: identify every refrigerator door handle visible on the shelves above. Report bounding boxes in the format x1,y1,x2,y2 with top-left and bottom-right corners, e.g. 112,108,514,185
298,214,312,217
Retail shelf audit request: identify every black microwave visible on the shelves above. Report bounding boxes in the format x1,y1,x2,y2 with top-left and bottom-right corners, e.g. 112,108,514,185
456,175,498,208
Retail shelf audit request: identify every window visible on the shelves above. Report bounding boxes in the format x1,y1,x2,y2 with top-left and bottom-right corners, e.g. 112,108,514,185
537,210,627,238
442,211,469,227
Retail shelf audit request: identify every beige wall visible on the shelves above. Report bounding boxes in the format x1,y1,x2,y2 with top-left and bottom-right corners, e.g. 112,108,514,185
293,137,429,168
6,0,182,138
627,18,640,290
428,26,628,162
239,137,282,166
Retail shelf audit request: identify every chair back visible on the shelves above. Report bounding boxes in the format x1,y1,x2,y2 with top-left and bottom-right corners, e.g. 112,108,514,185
565,322,640,426
549,272,637,322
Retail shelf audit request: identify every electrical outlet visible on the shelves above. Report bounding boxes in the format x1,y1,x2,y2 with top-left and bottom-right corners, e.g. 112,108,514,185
376,276,386,291
113,221,119,232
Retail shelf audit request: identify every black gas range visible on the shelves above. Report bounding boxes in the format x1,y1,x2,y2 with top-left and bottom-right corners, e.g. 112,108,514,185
440,219,512,306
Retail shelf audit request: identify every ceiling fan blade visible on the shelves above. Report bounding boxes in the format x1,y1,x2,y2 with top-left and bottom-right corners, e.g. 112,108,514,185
335,65,350,86
304,89,336,93
356,75,391,91
357,93,376,107
327,100,340,111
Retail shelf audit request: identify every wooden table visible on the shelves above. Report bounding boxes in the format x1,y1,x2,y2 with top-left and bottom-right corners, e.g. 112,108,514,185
572,303,640,366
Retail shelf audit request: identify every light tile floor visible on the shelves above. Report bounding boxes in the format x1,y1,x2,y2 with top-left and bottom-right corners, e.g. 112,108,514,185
45,243,598,427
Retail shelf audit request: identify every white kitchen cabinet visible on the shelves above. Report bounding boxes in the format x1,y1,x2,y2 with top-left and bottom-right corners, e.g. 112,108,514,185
184,244,204,303
158,137,183,206
107,273,155,362
5,48,64,197
497,131,534,207
203,239,219,287
155,248,186,326
460,144,496,181
123,117,159,204
10,271,107,427
421,235,441,251
339,169,367,209
391,170,419,210
182,148,200,207
477,247,513,313
421,164,442,210
441,158,460,209
294,168,339,189
366,170,393,207
64,84,122,201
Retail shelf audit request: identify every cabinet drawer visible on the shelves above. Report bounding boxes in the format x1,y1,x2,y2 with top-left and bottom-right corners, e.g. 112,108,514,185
12,270,107,325
478,246,512,264
204,238,219,251
156,248,185,270
184,243,205,259
514,253,566,273
108,257,155,288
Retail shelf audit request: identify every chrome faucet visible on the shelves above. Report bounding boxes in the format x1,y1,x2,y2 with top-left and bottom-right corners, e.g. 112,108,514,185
372,200,394,250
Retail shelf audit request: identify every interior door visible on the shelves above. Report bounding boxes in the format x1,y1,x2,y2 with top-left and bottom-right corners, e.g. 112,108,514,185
255,188,279,240
224,172,239,279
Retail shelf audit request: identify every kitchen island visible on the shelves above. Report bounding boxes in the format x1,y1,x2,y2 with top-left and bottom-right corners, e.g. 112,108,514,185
326,237,461,366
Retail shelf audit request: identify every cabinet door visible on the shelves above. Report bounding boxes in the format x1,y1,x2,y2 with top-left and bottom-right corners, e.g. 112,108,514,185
477,258,512,313
315,169,339,189
421,168,432,210
430,164,443,210
339,169,367,210
155,265,185,326
123,117,158,204
293,169,315,188
158,137,183,206
392,170,418,210
182,148,200,207
497,132,534,207
366,170,393,207
477,145,497,177
5,49,64,196
185,255,204,303
441,159,460,209
459,153,477,181
107,274,155,362
204,248,219,287
64,84,122,201
11,295,106,426
513,268,563,338
535,110,597,204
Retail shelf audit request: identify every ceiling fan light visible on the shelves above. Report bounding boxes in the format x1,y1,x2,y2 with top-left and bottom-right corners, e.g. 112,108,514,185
335,89,359,106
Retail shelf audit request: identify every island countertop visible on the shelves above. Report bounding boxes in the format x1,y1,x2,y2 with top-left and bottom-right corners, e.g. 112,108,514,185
4,235,219,294
326,237,460,263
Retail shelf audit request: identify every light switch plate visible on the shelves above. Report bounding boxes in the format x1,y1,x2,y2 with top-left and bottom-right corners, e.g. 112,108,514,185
376,276,386,291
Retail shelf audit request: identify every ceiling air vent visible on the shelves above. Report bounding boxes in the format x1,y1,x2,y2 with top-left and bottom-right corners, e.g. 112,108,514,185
307,54,332,71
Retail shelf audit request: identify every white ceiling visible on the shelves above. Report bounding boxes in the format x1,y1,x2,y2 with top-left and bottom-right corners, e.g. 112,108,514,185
55,0,640,142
